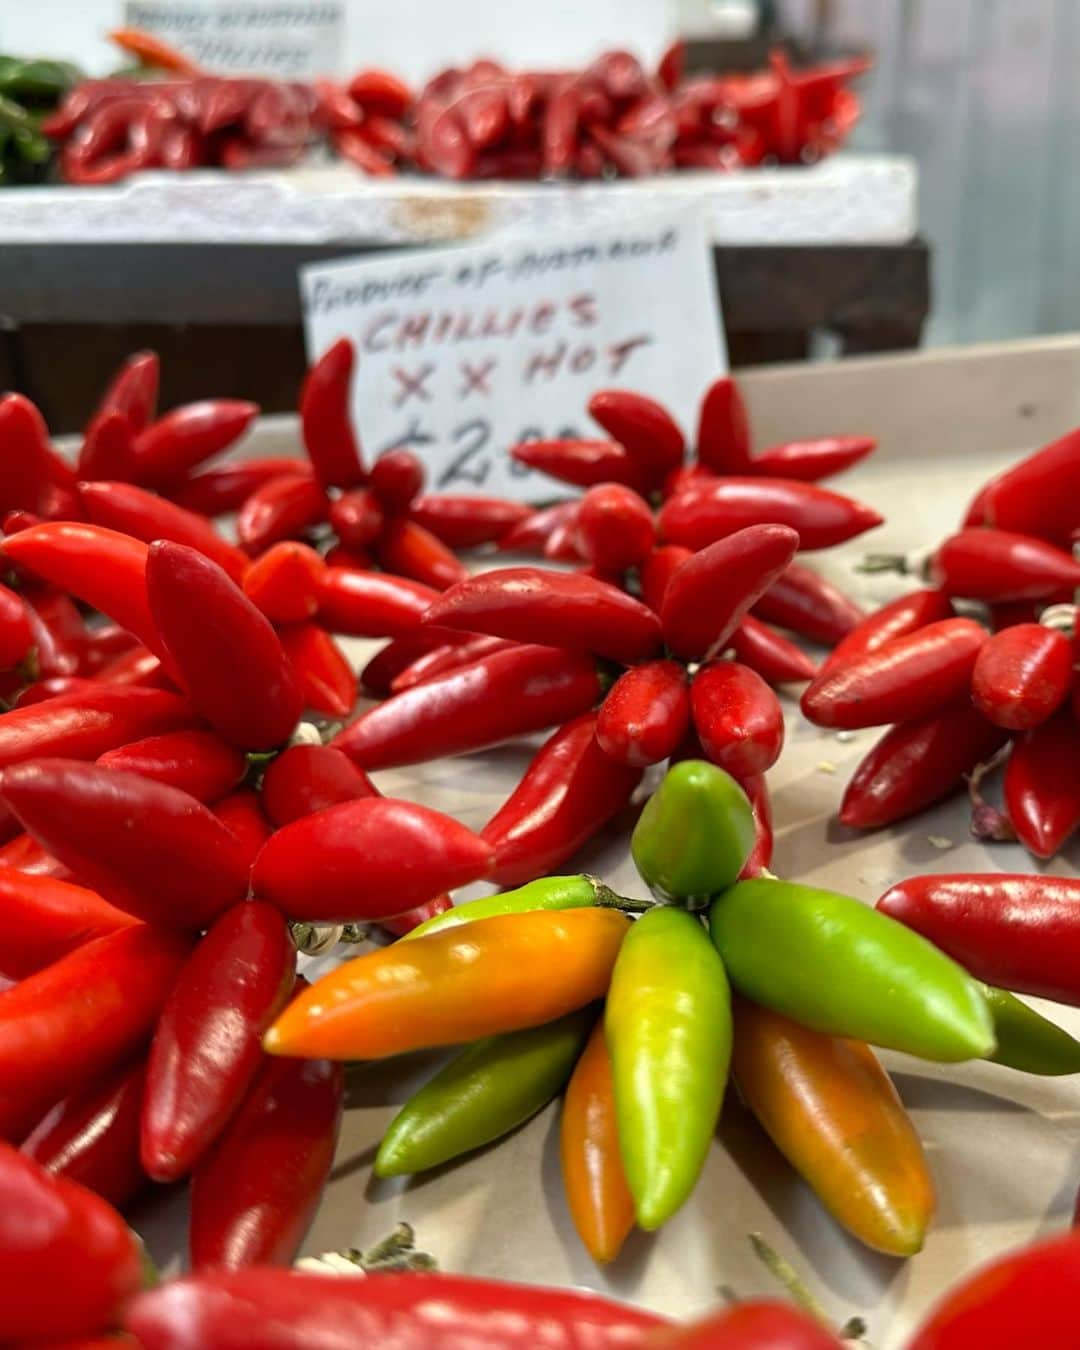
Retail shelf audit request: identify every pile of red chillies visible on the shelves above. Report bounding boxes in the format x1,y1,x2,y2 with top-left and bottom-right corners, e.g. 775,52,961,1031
44,29,869,184
795,424,1080,856
7,1126,1080,1347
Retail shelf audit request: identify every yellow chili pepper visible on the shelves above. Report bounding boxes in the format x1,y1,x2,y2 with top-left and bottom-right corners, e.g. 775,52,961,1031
264,909,629,1061
732,998,935,1256
559,1019,635,1264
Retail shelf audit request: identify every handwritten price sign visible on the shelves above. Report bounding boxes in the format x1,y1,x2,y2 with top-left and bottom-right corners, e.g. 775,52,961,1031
300,216,725,502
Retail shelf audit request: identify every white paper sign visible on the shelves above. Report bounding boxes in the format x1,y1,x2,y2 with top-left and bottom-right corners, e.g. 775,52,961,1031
300,216,726,502
123,1,345,78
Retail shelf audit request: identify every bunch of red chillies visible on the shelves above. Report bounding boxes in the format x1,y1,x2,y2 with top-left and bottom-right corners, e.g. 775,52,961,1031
45,33,868,185
6,1125,1080,1346
797,424,1080,856
332,372,879,885
42,75,322,183
321,44,869,181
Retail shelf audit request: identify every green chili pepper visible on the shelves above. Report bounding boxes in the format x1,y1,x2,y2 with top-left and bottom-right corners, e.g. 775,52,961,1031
631,760,755,904
605,906,732,1230
0,58,80,100
403,874,635,941
374,1007,594,1177
709,878,994,1063
983,985,1080,1075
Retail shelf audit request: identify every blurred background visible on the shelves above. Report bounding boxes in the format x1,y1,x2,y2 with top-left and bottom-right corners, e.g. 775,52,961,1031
0,0,1075,424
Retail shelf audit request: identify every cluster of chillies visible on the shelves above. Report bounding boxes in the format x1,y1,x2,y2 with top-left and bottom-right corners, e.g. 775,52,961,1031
3,332,1080,1347
794,422,1080,857
9,761,1080,1346
40,28,869,186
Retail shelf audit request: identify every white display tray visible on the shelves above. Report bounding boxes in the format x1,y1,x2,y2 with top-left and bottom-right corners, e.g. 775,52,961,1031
0,154,916,246
127,336,1080,1346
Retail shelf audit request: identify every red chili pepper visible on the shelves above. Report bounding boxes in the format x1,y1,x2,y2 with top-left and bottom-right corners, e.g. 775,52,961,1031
278,621,356,717
750,435,876,482
94,349,159,433
170,458,312,517
1,760,253,929
0,866,137,981
424,567,663,663
79,621,140,675
728,615,817,684
334,127,395,174
243,541,326,624
14,676,104,709
543,506,586,562
260,744,376,828
1002,711,1080,858
22,1058,147,1209
324,542,376,570
594,660,690,768
327,488,385,549
840,701,1007,829
497,500,581,556
2,523,160,656
333,643,601,770
753,562,865,646
213,788,272,872
638,543,692,613
142,901,295,1183
541,80,580,174
317,567,438,638
660,478,883,551
802,617,988,729
300,340,365,491
691,661,784,777
509,439,649,494
574,483,656,574
97,729,247,804
358,626,467,697
347,67,413,117
253,797,492,921
78,479,248,582
877,873,1080,1006
923,529,1080,601
0,1143,144,1343
377,517,469,591
660,524,800,661
127,1267,668,1348
656,39,686,91
907,1230,1080,1349
0,684,196,769
189,1047,342,1270
370,449,425,513
390,635,517,694
971,623,1074,730
131,400,259,486
0,394,76,518
23,589,88,678
407,494,533,550
0,583,33,672
657,1300,843,1348
148,541,303,750
417,101,476,177
78,410,136,482
819,588,955,674
236,474,329,557
0,831,64,879
975,426,1080,548
95,646,168,689
738,773,774,878
0,924,192,1105
695,375,752,474
587,389,685,484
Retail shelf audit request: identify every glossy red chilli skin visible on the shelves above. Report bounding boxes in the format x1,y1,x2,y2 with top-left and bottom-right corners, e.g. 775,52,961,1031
970,623,1075,730
690,662,784,779
595,661,690,767
801,618,989,730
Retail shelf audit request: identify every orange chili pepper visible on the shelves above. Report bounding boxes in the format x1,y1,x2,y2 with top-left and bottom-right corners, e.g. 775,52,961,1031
109,28,202,75
559,1020,634,1264
732,999,935,1256
264,909,629,1061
